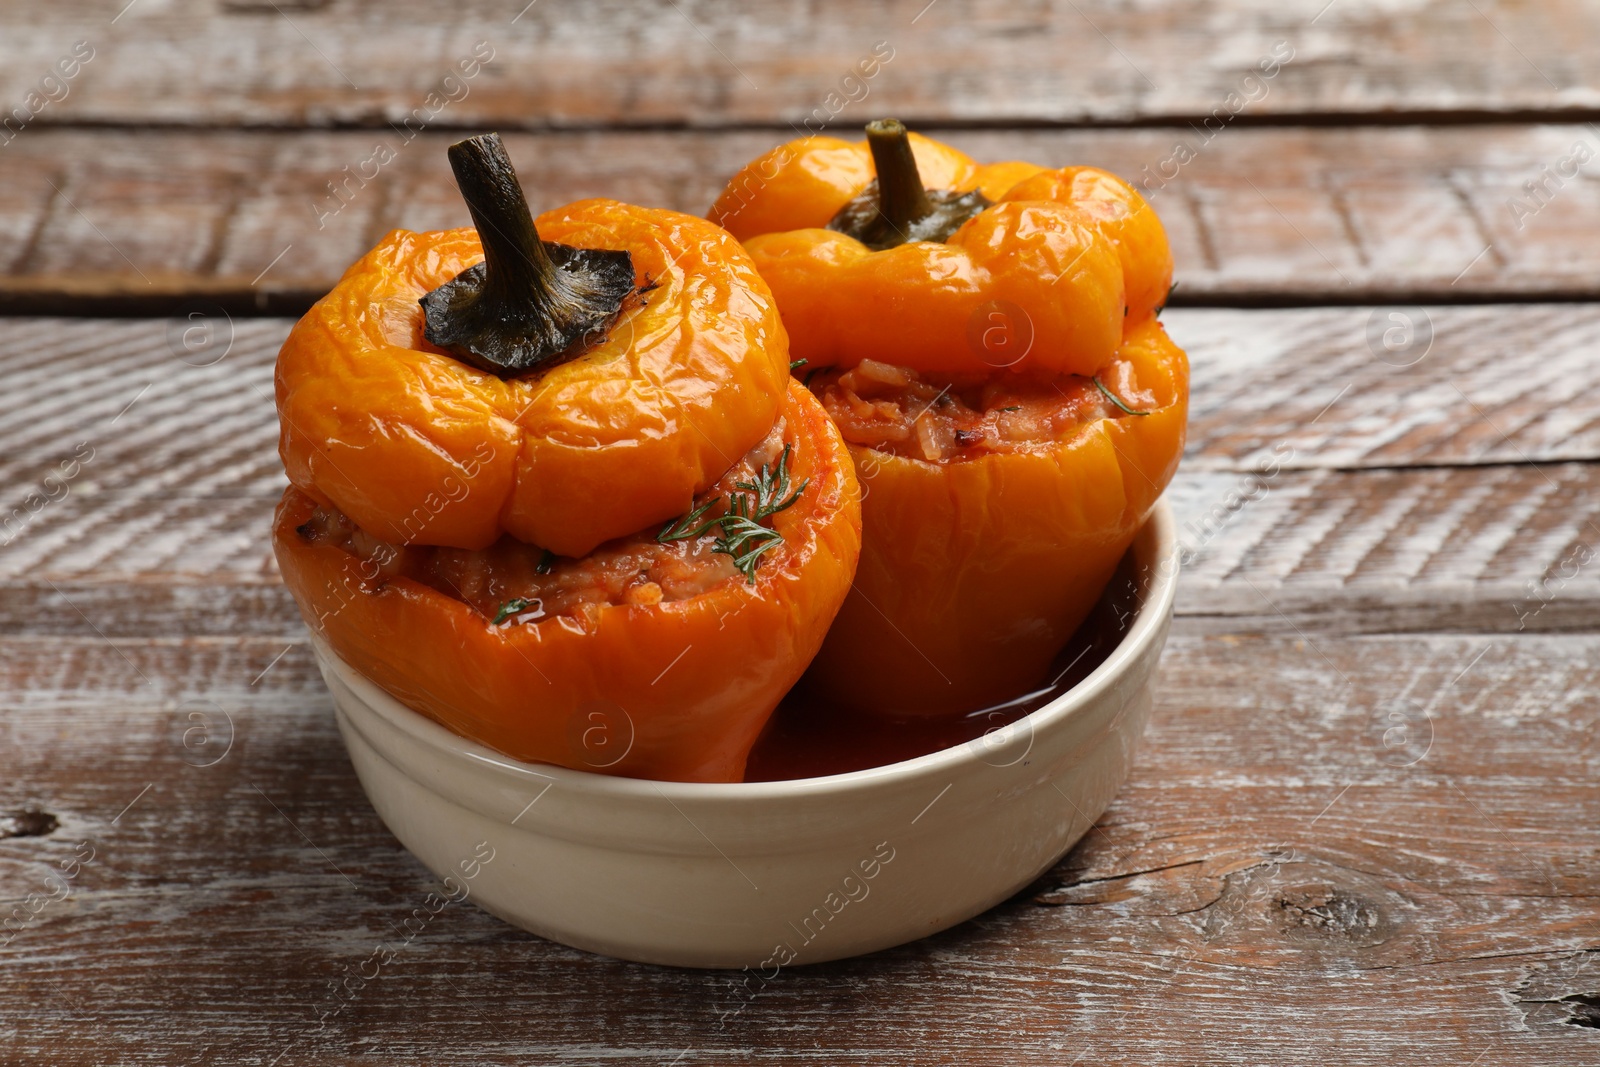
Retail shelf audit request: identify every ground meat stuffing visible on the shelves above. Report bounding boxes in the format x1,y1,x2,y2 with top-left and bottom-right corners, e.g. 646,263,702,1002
808,358,1139,463
296,420,791,626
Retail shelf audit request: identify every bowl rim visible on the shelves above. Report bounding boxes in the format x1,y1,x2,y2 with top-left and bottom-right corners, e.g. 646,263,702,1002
320,498,1178,806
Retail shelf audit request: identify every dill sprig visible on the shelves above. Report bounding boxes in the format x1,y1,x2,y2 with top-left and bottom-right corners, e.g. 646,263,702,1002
1093,376,1151,417
656,445,808,583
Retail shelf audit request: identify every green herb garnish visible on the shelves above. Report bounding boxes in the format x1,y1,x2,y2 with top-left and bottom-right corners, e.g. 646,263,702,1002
1093,376,1151,417
493,597,534,624
1001,405,1021,412
733,444,806,521
709,517,784,581
535,549,555,574
790,358,808,372
657,445,808,583
656,498,722,543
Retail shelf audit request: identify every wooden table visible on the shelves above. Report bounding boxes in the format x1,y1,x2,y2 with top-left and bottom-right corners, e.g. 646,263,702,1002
3,2,1599,1063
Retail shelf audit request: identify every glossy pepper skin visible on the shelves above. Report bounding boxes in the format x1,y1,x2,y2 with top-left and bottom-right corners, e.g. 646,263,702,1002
275,380,862,783
711,126,1187,715
804,322,1186,715
275,135,863,781
710,131,1173,376
277,201,790,559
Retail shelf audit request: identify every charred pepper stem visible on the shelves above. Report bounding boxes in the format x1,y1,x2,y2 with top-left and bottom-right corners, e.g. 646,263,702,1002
420,132,636,377
827,118,991,251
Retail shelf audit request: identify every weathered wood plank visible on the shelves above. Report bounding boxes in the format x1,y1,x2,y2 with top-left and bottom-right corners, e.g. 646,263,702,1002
1171,464,1600,635
0,632,1595,1064
6,307,1599,493
12,459,1600,639
6,125,1600,308
2,0,1597,129
6,310,1600,635
1177,304,1600,471
11,463,1594,641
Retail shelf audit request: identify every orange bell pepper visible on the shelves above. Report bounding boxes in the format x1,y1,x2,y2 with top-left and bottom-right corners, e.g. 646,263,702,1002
710,121,1174,376
280,143,790,559
274,380,860,783
802,322,1185,715
709,121,1187,715
272,134,862,780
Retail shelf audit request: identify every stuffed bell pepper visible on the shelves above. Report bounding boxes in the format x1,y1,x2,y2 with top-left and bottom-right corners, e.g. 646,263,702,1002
709,120,1187,716
273,133,861,782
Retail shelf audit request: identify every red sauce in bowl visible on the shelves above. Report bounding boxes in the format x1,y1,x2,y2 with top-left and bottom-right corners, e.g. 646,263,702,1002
744,553,1143,781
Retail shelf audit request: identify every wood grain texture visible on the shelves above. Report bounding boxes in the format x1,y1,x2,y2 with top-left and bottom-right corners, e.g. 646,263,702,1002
0,631,1595,1065
13,460,1600,639
8,124,1600,309
6,1,1598,1059
2,0,1599,129
1172,464,1600,635
6,309,1600,637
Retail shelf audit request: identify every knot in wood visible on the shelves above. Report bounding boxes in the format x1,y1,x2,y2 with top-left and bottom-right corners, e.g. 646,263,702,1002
0,809,59,839
1272,884,1382,940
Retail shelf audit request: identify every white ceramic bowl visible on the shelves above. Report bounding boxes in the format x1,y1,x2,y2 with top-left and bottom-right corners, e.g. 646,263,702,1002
316,500,1177,969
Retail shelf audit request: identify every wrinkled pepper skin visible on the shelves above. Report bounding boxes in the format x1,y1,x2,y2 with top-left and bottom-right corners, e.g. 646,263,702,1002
274,381,861,783
710,133,1173,376
711,129,1187,715
710,133,1042,243
997,167,1173,334
277,201,790,559
804,322,1186,715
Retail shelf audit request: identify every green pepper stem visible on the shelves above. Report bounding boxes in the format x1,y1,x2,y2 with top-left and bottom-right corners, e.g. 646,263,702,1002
864,118,935,241
827,119,991,251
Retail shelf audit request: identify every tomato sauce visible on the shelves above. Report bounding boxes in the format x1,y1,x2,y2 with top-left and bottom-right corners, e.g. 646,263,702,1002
744,553,1142,781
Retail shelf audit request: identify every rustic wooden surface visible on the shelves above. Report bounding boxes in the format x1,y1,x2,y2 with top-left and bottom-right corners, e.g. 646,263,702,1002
3,0,1599,1064
11,124,1600,311
6,0,1600,127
